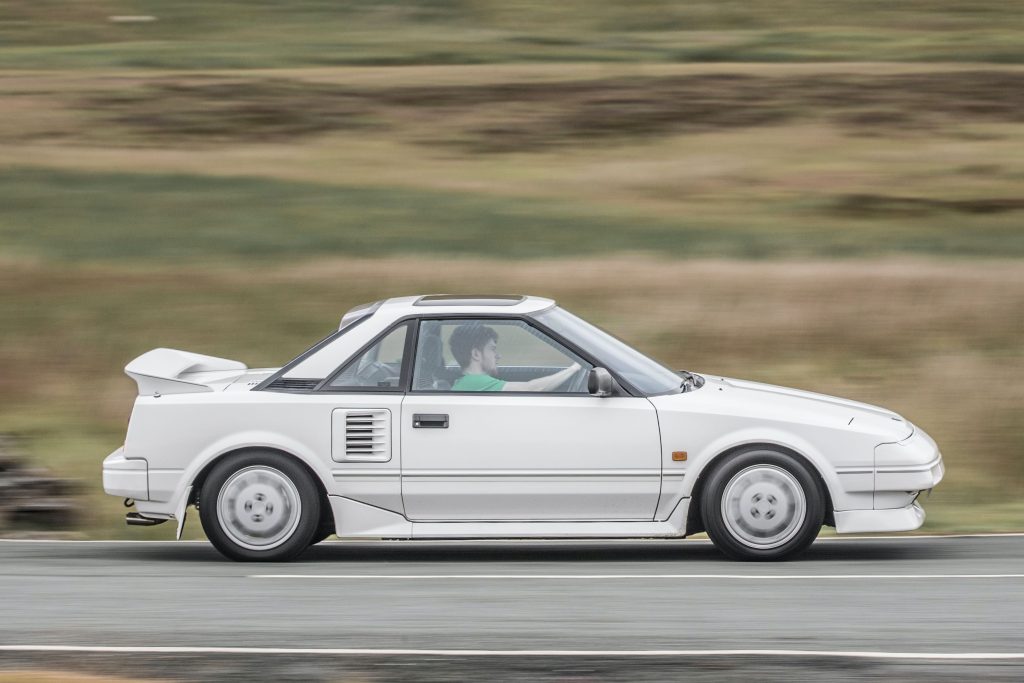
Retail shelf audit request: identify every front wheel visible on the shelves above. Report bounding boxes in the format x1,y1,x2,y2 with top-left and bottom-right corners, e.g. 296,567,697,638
199,450,320,562
701,447,825,561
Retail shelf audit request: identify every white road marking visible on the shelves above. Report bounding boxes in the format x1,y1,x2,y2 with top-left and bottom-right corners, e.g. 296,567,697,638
251,573,1024,580
1,645,1022,660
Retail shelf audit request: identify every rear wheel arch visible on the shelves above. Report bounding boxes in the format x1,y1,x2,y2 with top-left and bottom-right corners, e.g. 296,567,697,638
685,442,835,536
190,447,334,536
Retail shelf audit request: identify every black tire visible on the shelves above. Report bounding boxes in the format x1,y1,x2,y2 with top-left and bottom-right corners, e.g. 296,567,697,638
308,506,336,546
701,447,825,561
199,450,320,562
308,529,334,546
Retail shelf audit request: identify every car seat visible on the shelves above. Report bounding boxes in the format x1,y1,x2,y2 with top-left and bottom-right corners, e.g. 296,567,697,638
414,329,452,390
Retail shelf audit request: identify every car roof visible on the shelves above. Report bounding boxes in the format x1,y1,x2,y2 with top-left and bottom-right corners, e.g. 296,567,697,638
373,294,556,319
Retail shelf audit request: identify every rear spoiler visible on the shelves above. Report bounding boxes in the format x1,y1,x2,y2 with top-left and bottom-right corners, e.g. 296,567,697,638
125,348,247,396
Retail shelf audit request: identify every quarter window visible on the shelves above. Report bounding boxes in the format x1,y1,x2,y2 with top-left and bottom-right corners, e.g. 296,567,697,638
326,323,409,390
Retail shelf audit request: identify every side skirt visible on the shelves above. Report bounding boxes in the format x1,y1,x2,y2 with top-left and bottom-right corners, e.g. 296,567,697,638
328,496,690,540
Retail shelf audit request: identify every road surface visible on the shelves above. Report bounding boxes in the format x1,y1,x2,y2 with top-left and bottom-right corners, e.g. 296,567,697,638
1,535,1022,680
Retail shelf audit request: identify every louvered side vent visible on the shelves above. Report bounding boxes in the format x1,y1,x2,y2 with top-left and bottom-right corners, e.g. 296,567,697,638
267,378,320,391
340,409,390,462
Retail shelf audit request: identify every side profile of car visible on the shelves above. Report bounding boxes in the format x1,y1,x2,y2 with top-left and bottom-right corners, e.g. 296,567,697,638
103,294,944,561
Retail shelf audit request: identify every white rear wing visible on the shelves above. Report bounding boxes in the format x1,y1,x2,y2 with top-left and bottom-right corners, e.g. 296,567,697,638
125,348,247,396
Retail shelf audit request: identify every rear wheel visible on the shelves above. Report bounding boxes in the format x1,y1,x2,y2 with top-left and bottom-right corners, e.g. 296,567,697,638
199,450,320,562
701,447,825,561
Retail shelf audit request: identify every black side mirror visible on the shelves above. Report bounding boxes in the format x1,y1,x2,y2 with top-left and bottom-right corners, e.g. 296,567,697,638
588,367,613,397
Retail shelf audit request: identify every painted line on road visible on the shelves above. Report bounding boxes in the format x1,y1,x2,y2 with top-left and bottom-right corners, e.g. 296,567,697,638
1,645,1023,660
250,573,1024,580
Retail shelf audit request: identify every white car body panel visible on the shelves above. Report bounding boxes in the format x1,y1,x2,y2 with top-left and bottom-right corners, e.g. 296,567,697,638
103,294,944,544
400,394,660,521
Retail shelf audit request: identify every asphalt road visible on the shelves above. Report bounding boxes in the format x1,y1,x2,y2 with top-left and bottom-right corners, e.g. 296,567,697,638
1,535,1023,681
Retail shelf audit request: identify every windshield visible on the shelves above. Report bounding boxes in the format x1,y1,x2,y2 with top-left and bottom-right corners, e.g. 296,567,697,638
533,307,683,395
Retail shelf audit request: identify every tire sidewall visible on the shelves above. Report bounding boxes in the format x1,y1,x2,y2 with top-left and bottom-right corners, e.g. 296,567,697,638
199,450,321,562
701,447,825,561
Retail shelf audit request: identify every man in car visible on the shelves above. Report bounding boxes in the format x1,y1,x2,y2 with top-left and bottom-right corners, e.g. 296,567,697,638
449,323,581,392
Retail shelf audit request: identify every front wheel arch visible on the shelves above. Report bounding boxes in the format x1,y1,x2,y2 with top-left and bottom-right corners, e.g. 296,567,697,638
685,442,834,537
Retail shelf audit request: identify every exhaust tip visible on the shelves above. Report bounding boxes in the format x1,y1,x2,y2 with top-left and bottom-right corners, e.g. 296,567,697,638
126,512,167,527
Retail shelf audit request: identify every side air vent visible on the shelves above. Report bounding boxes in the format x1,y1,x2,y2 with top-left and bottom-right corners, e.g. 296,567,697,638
266,378,320,391
331,408,391,462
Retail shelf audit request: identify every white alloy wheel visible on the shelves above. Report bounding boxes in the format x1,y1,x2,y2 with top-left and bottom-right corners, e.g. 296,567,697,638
199,450,321,562
701,447,825,561
720,464,807,550
216,465,302,551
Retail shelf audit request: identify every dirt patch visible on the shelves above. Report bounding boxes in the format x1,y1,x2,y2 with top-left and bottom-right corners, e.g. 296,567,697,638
0,671,156,683
434,70,1024,150
82,78,378,143
53,68,1024,149
830,194,1024,217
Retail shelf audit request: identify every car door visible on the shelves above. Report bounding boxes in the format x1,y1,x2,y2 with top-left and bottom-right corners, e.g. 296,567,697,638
400,317,662,521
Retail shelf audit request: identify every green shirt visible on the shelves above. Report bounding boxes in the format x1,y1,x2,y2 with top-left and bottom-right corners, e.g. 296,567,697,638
452,373,506,392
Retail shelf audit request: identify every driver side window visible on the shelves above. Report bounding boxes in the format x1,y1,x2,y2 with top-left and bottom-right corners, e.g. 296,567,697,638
325,323,408,390
411,318,592,393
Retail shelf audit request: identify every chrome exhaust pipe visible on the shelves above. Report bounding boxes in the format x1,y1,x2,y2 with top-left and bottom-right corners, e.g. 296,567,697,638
126,512,167,527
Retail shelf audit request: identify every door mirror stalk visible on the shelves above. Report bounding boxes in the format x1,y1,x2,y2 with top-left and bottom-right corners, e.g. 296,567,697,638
588,367,614,397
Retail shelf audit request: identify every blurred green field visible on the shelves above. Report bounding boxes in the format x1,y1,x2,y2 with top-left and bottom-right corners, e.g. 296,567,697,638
0,2,1022,539
3,166,1023,262
2,0,1023,68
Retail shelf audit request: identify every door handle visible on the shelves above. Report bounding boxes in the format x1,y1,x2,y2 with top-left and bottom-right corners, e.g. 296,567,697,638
413,413,449,429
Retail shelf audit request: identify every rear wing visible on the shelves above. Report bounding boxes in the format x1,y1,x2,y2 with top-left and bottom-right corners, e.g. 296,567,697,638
125,348,246,396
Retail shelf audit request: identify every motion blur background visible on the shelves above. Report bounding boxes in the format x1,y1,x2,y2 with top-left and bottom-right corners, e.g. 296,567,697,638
0,1,1021,538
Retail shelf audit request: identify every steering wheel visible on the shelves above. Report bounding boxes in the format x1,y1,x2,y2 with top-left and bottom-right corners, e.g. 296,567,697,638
563,365,591,393
355,360,393,386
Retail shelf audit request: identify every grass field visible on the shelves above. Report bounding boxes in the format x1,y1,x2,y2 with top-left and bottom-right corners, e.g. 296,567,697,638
0,2,1022,538
2,0,1023,68
2,65,1023,263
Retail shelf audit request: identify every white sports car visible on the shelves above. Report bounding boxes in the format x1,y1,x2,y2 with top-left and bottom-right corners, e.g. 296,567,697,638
103,295,944,561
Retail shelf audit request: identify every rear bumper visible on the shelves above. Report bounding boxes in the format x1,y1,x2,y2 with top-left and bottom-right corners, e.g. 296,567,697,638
102,447,149,501
834,501,926,534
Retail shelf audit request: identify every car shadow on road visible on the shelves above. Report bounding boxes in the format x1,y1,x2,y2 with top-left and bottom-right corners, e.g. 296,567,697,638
295,538,948,564
71,537,969,565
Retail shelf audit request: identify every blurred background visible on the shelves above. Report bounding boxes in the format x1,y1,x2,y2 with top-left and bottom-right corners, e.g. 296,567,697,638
0,0,1021,538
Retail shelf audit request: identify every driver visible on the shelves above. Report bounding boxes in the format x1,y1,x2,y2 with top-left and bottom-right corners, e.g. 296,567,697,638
449,323,581,392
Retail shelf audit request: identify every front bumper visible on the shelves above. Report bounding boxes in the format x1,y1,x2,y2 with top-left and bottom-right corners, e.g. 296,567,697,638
102,447,149,501
873,425,944,509
834,501,926,534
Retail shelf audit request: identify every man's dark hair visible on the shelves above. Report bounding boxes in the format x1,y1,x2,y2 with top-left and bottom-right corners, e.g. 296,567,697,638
449,324,499,370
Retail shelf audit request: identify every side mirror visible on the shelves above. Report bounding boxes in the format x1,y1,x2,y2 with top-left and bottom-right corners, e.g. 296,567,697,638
588,367,613,397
